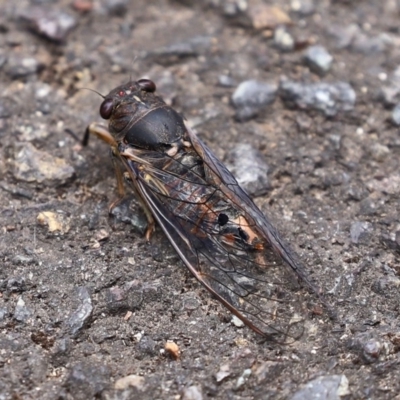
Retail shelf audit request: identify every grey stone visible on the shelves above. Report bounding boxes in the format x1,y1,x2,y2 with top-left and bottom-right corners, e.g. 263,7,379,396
63,362,111,400
280,80,356,116
182,385,203,400
19,6,77,42
350,221,373,244
232,80,277,121
291,375,350,400
5,56,41,78
12,142,75,185
109,195,148,235
274,26,294,52
391,103,400,125
291,0,315,15
227,143,270,196
304,45,333,75
145,36,213,63
14,297,31,323
67,287,93,337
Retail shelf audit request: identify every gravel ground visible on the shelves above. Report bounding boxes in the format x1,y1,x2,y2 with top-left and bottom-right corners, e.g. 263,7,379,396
1,1,400,399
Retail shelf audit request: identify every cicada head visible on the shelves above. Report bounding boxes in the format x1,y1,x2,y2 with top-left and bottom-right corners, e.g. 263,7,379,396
99,79,186,150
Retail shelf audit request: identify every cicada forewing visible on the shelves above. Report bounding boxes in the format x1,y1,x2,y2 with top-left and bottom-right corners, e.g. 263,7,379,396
117,124,318,343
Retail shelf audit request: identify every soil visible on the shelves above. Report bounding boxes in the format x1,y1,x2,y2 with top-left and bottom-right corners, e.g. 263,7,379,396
0,0,400,399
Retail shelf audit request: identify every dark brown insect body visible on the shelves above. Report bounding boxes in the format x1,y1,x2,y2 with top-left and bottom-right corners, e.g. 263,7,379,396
85,79,325,342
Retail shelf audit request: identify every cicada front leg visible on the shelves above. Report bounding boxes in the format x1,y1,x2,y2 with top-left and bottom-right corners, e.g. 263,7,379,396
83,122,155,241
84,123,125,198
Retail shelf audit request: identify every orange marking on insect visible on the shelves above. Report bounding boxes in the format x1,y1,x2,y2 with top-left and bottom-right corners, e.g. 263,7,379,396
189,206,215,237
231,216,263,246
191,200,219,236
253,242,264,250
221,233,236,244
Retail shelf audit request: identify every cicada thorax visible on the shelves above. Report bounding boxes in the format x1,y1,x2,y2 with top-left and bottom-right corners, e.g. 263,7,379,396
100,80,186,148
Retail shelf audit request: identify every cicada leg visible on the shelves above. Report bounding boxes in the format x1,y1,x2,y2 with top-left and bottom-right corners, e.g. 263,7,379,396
84,123,155,241
125,177,156,242
84,123,126,198
83,122,117,147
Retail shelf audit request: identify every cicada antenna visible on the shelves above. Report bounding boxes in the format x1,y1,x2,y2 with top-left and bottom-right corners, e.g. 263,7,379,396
129,55,139,83
79,87,106,99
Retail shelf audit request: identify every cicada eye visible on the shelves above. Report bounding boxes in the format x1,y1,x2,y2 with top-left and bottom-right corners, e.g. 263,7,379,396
99,98,113,120
137,79,156,93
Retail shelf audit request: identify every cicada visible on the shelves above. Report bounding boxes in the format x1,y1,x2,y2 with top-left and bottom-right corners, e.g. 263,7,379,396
84,78,325,342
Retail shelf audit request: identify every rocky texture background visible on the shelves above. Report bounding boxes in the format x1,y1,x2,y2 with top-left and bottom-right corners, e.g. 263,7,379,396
0,0,399,399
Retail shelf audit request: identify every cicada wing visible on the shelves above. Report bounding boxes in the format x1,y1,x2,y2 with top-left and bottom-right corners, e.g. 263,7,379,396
185,125,321,295
123,150,308,342
133,180,273,337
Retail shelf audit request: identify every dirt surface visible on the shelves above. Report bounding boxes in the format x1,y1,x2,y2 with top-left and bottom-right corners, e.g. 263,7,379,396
1,0,400,399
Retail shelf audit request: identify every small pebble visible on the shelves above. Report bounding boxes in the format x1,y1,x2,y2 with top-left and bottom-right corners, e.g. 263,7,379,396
64,362,110,399
215,364,231,383
369,143,390,162
227,143,270,196
235,368,252,390
109,195,149,235
371,275,400,295
391,102,400,125
182,385,203,400
0,96,19,119
136,336,157,359
231,315,245,328
280,80,356,116
5,55,41,78
107,281,143,314
367,173,400,195
12,142,75,185
359,197,379,216
352,32,391,54
114,375,145,391
347,332,386,364
379,66,400,106
254,361,281,383
12,255,35,265
223,3,291,30
274,26,294,51
37,211,71,234
19,6,77,42
165,341,180,360
291,375,350,400
0,49,7,70
350,221,373,244
101,0,129,16
291,0,315,15
249,5,291,30
6,277,26,293
304,45,333,75
67,287,93,337
0,308,7,321
14,297,31,323
218,75,235,87
93,229,109,242
145,36,213,63
362,339,382,362
232,80,277,121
